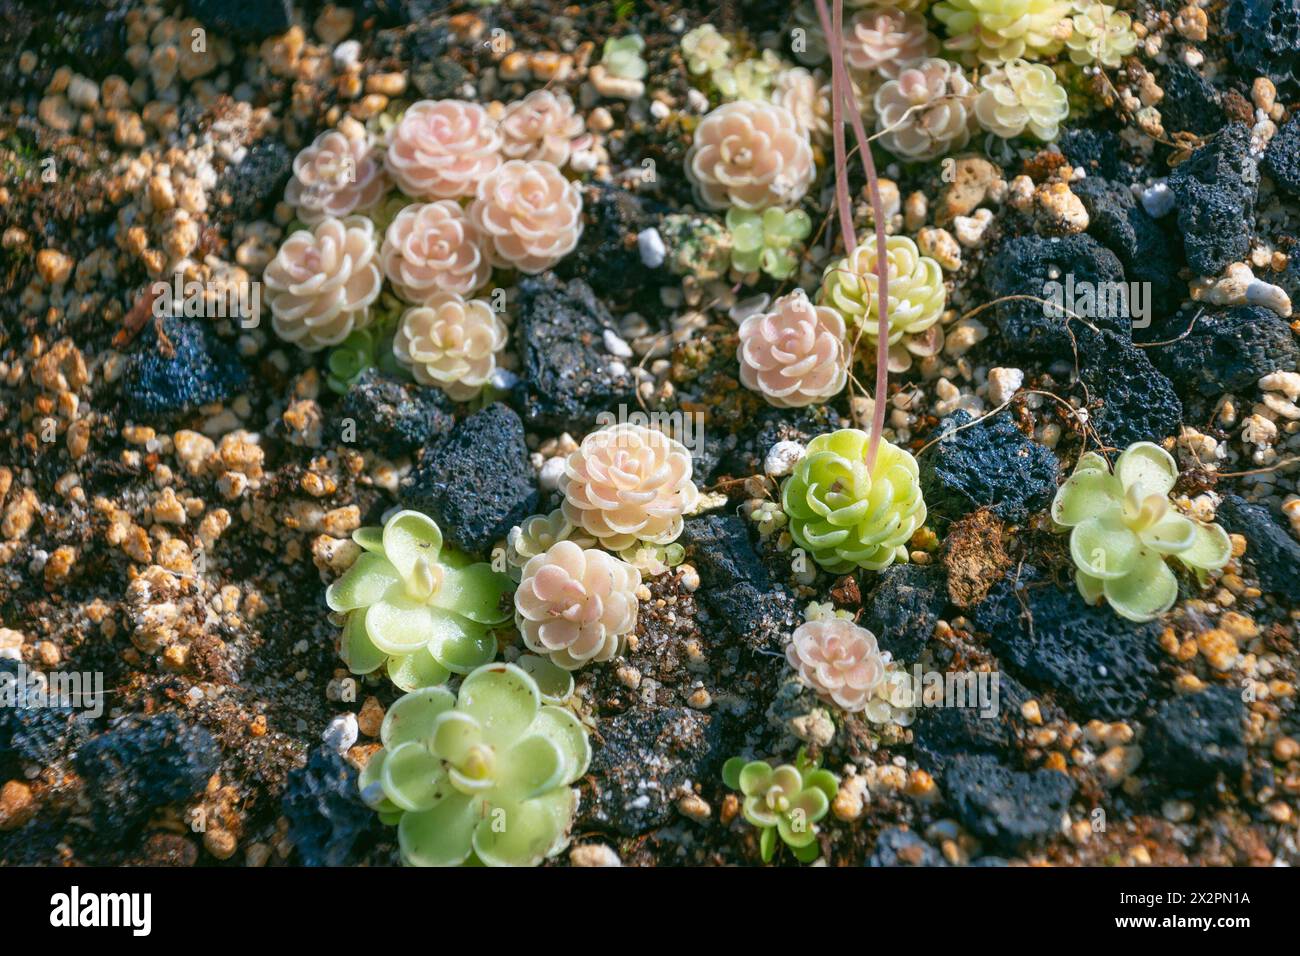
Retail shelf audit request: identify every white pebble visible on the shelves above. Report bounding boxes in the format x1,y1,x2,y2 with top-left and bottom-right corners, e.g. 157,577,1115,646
323,713,358,755
333,40,361,69
637,227,666,268
1140,181,1175,218
765,440,805,477
538,456,567,491
489,367,519,391
602,328,634,358
987,367,1024,406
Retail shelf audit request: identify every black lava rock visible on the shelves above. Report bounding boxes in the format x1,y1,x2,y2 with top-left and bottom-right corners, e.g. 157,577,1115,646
862,563,947,661
513,274,636,433
680,514,798,653
919,410,1058,525
1058,128,1125,180
911,670,1034,776
987,234,1128,358
1143,305,1299,402
1216,495,1300,602
1071,176,1181,320
74,714,220,833
581,706,722,836
0,661,92,767
1226,0,1300,94
1078,327,1183,447
1264,116,1300,197
188,0,292,40
340,369,455,457
400,403,538,557
1143,685,1247,788
974,572,1162,721
219,138,292,222
557,183,662,309
406,23,468,99
944,754,1075,854
865,827,948,867
283,746,376,867
122,316,248,419
1157,62,1225,136
1168,123,1259,275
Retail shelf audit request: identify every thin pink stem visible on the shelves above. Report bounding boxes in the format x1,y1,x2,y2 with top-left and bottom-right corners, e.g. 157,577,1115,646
814,0,891,472
819,0,855,257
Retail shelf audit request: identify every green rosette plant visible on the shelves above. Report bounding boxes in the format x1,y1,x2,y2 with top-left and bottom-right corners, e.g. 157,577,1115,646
722,752,838,863
1051,442,1232,622
727,207,812,280
781,428,927,574
326,510,513,691
358,662,591,867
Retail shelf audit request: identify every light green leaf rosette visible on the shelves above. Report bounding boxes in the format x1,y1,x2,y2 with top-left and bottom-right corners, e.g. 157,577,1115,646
727,206,812,280
722,751,838,864
359,662,591,867
327,510,514,691
781,428,927,574
1051,442,1232,622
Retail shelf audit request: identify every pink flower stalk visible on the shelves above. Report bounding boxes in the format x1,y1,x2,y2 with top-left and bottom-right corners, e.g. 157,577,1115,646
815,0,891,472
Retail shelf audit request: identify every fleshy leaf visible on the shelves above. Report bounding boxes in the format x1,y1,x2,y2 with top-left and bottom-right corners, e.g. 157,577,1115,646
518,655,575,704
433,563,513,624
381,740,446,812
502,734,566,798
325,553,401,612
531,705,592,785
1070,510,1139,580
382,510,444,585
456,663,540,747
398,792,477,867
387,647,452,692
366,595,437,654
341,609,386,675
381,686,456,749
426,612,497,673
1075,569,1105,605
1115,441,1177,501
759,824,777,863
722,756,746,790
737,760,773,797
430,710,485,766
352,525,385,553
1102,549,1179,622
1051,468,1120,527
471,790,573,867
1178,520,1232,571
1140,510,1197,555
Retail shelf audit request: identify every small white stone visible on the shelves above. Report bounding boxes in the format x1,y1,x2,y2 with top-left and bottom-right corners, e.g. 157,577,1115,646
1140,181,1175,218
333,40,361,69
602,328,633,358
538,456,567,491
1246,278,1293,318
570,843,622,866
765,440,805,477
637,227,666,268
987,367,1024,406
323,713,359,755
489,367,518,391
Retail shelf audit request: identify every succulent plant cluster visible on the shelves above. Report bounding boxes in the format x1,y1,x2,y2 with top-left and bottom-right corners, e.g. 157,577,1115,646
359,663,590,866
723,753,839,863
1051,443,1233,622
326,510,512,692
781,429,928,574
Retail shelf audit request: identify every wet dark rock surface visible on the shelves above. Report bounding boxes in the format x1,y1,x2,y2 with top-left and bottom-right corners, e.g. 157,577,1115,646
987,234,1128,357
219,138,293,222
1226,0,1300,94
283,746,379,867
865,826,948,866
1168,123,1260,275
189,0,292,40
863,563,946,661
122,316,249,419
1071,176,1181,317
400,402,538,556
679,514,798,653
919,410,1058,525
513,273,637,434
944,754,1076,853
975,573,1163,721
74,714,220,834
341,368,455,457
1143,305,1299,402
1264,116,1300,197
1158,62,1226,136
911,670,1033,776
1216,495,1300,602
1143,685,1247,789
1078,328,1183,448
